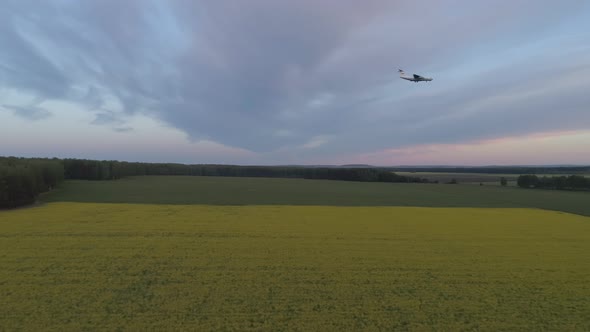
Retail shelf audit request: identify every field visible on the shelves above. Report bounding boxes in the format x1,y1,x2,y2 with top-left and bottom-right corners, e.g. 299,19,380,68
395,172,520,186
396,171,590,186
1,203,589,330
44,176,590,216
2,176,590,330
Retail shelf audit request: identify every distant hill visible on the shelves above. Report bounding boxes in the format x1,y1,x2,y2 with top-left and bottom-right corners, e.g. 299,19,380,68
386,166,590,174
340,164,376,168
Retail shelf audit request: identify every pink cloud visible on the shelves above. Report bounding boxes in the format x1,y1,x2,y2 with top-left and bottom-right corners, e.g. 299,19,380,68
320,130,590,165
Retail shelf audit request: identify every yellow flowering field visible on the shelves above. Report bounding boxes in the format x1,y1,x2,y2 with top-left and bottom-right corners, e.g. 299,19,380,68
1,203,589,330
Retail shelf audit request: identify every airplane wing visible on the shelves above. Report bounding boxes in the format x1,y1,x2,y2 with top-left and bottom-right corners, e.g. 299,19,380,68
413,74,423,79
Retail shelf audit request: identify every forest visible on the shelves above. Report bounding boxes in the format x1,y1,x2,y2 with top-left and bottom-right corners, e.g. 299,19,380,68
1,157,428,208
0,157,64,208
4,156,589,209
517,174,590,190
389,166,590,174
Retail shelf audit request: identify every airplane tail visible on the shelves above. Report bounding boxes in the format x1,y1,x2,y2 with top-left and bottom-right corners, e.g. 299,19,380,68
398,69,405,75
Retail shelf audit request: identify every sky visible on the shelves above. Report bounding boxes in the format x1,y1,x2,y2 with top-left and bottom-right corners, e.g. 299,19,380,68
1,0,589,166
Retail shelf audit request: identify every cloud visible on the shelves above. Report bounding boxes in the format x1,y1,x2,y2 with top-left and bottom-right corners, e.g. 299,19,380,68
1,0,589,163
325,130,590,166
113,127,134,133
2,104,52,120
90,111,124,126
0,13,70,100
301,135,332,149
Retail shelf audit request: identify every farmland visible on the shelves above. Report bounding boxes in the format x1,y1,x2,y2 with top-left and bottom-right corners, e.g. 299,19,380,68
395,172,520,185
395,171,590,186
44,176,590,216
1,203,589,330
1,176,589,330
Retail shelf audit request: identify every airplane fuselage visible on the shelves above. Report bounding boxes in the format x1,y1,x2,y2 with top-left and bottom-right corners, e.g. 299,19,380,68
400,76,433,82
398,69,433,82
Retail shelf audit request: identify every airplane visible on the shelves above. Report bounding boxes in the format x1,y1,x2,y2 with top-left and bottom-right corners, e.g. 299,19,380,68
399,69,433,82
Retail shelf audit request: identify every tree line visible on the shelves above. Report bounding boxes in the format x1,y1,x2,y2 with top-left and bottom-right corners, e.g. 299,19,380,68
0,157,64,208
61,159,432,183
302,168,428,183
389,166,590,175
4,156,588,209
1,157,431,208
517,174,590,190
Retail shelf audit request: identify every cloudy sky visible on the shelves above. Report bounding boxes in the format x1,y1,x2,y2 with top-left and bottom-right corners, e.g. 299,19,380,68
1,0,589,165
